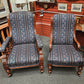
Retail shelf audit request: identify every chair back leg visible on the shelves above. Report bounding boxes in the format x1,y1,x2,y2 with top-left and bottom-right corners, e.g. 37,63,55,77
40,64,44,73
3,63,12,77
48,64,52,74
77,66,83,77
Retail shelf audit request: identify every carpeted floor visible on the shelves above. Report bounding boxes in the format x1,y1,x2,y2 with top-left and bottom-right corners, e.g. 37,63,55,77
0,36,84,84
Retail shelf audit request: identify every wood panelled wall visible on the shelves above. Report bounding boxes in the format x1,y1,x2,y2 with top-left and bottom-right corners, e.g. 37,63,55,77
34,0,84,37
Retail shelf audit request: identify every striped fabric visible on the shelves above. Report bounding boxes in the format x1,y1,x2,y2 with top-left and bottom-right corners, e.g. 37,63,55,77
53,14,75,45
48,14,84,66
7,44,39,67
9,11,35,45
48,45,84,66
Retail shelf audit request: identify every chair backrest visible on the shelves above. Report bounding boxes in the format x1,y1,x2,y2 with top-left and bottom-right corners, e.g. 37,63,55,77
52,14,75,45
9,11,35,45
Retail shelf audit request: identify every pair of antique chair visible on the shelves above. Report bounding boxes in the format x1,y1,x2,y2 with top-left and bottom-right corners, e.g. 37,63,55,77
0,11,84,77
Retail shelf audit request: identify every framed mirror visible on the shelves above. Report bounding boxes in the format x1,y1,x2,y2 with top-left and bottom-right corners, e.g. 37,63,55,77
0,0,10,18
36,0,57,9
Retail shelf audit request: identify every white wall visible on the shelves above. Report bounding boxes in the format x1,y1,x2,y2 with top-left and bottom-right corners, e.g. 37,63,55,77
0,0,10,18
10,0,37,12
10,0,51,12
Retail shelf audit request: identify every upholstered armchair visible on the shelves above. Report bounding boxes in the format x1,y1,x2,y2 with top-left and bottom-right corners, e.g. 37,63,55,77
48,14,84,76
0,11,44,77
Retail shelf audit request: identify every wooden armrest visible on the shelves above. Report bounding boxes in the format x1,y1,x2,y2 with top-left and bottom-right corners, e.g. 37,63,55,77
74,35,81,49
49,39,52,52
49,17,53,52
74,16,81,49
49,32,52,52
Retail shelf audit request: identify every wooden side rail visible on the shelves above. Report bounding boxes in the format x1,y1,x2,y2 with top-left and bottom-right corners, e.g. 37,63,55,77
0,23,10,60
0,23,10,41
0,23,8,30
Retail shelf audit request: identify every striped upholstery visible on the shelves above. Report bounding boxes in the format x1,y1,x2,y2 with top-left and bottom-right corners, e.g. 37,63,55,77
48,45,83,66
7,44,39,67
48,14,84,66
7,11,43,67
53,14,75,45
9,11,35,45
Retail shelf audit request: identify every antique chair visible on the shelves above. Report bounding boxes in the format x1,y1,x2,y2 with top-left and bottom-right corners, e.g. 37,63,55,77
0,11,44,77
48,14,84,76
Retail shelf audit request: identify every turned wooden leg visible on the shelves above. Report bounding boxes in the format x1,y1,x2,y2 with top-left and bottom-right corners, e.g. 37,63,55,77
48,64,52,74
77,66,83,77
6,69,12,77
40,63,44,73
39,49,44,73
3,63,12,77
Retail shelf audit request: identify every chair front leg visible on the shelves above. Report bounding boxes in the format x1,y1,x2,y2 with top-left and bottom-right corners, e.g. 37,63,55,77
3,61,12,77
77,66,83,77
39,49,44,73
1,44,13,77
48,64,52,74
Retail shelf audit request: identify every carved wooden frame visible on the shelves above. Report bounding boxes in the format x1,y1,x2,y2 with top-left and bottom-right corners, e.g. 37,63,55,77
48,15,83,77
0,14,44,77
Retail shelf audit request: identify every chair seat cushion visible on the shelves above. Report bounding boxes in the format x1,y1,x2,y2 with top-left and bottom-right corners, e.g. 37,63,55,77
7,44,39,67
48,45,84,66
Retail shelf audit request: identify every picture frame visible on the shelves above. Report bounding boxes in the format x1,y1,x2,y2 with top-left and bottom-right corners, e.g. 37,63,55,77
58,3,67,11
0,0,10,18
71,4,82,12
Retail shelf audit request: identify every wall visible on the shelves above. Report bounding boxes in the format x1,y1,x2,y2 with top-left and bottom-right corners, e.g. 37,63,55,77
10,0,37,12
34,0,84,37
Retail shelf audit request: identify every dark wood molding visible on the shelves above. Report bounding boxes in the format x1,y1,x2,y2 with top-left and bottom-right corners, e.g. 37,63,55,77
36,0,57,10
7,0,12,12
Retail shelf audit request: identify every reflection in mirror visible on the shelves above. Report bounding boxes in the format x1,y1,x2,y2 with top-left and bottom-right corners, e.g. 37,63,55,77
50,0,55,3
0,0,5,12
0,0,9,18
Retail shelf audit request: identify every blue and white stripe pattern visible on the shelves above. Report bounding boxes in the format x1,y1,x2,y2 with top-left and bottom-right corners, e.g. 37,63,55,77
53,14,75,45
7,44,39,67
48,45,83,66
48,14,84,66
7,11,40,67
9,11,35,45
